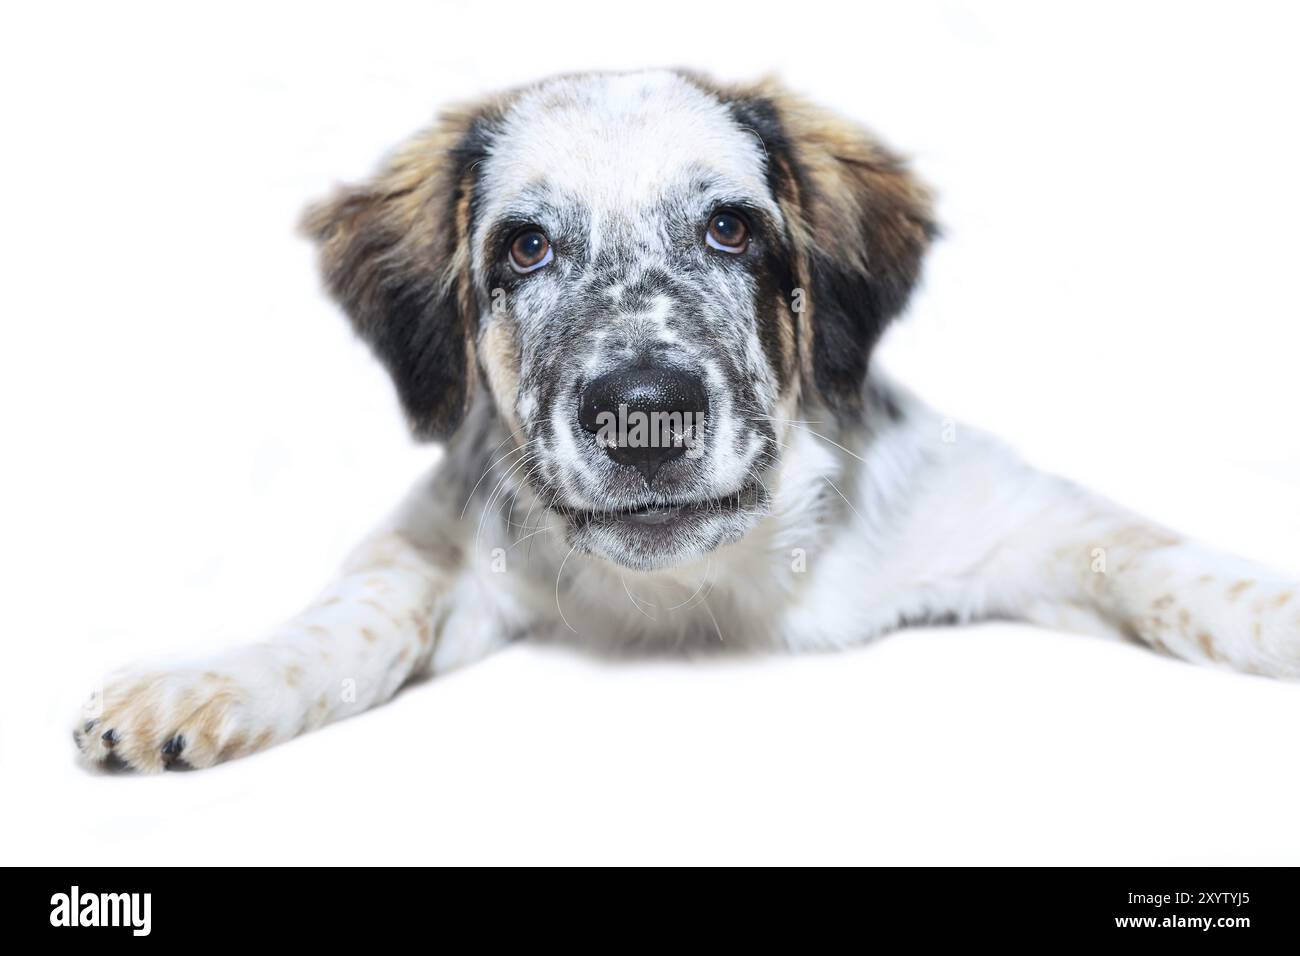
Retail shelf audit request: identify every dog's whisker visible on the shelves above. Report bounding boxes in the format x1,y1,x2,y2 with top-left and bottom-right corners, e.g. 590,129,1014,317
459,433,532,518
664,556,715,612
473,450,541,559
620,573,658,621
553,543,580,635
699,595,725,644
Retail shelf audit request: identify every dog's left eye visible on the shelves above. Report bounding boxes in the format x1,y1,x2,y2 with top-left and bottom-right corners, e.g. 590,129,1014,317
705,210,749,253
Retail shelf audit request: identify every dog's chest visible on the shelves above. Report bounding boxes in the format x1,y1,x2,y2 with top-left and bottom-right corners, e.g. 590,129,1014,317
496,502,909,652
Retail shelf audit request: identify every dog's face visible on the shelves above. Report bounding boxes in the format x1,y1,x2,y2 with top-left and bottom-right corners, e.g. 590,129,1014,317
305,71,935,570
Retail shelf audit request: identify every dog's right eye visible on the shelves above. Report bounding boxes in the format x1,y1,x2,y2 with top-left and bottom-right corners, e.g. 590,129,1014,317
509,228,552,273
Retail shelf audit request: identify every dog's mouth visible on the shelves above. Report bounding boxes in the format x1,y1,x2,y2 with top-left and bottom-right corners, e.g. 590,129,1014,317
562,481,762,526
553,481,767,569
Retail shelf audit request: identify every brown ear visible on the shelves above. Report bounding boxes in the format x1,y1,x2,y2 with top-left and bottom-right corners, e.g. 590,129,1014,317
724,80,938,412
300,104,493,439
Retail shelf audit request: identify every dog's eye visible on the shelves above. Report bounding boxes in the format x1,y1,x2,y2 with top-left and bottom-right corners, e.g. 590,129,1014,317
509,228,552,273
705,210,749,253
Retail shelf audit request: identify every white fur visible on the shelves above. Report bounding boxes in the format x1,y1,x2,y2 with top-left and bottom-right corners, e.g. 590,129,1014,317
73,75,1300,772
75,376,1300,771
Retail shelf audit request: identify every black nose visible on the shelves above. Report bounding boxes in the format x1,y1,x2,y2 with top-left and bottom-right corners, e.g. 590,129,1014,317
577,364,709,486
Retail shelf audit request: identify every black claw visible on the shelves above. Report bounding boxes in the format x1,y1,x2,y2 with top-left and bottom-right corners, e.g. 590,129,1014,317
83,720,97,734
101,728,119,748
161,734,186,768
101,751,131,773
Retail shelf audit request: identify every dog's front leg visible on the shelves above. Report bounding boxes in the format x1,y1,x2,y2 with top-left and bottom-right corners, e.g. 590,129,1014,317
73,474,505,771
932,436,1300,677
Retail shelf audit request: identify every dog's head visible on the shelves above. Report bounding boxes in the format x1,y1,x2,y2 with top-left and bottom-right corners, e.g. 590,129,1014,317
304,71,935,571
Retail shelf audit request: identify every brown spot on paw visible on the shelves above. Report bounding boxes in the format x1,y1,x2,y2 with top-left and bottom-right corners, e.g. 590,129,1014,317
1227,580,1253,601
219,733,248,761
309,694,330,727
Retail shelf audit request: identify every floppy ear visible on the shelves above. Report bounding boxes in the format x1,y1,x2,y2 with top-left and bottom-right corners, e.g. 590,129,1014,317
727,81,938,412
301,105,492,440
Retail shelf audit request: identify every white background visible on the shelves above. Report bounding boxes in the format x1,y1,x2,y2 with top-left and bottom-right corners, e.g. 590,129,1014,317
3,1,1298,864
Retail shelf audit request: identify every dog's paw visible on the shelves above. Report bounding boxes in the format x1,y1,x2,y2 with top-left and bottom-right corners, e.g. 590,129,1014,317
73,668,271,773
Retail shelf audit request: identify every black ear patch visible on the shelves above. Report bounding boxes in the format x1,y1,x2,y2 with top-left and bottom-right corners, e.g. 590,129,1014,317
301,111,493,440
723,82,938,413
802,152,938,410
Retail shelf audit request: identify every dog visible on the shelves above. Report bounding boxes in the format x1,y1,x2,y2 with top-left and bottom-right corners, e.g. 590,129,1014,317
74,69,1300,772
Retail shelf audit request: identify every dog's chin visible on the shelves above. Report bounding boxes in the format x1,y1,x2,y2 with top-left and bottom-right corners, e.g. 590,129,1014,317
559,481,766,572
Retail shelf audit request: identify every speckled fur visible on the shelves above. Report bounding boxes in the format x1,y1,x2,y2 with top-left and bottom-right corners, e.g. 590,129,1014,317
74,70,1300,772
